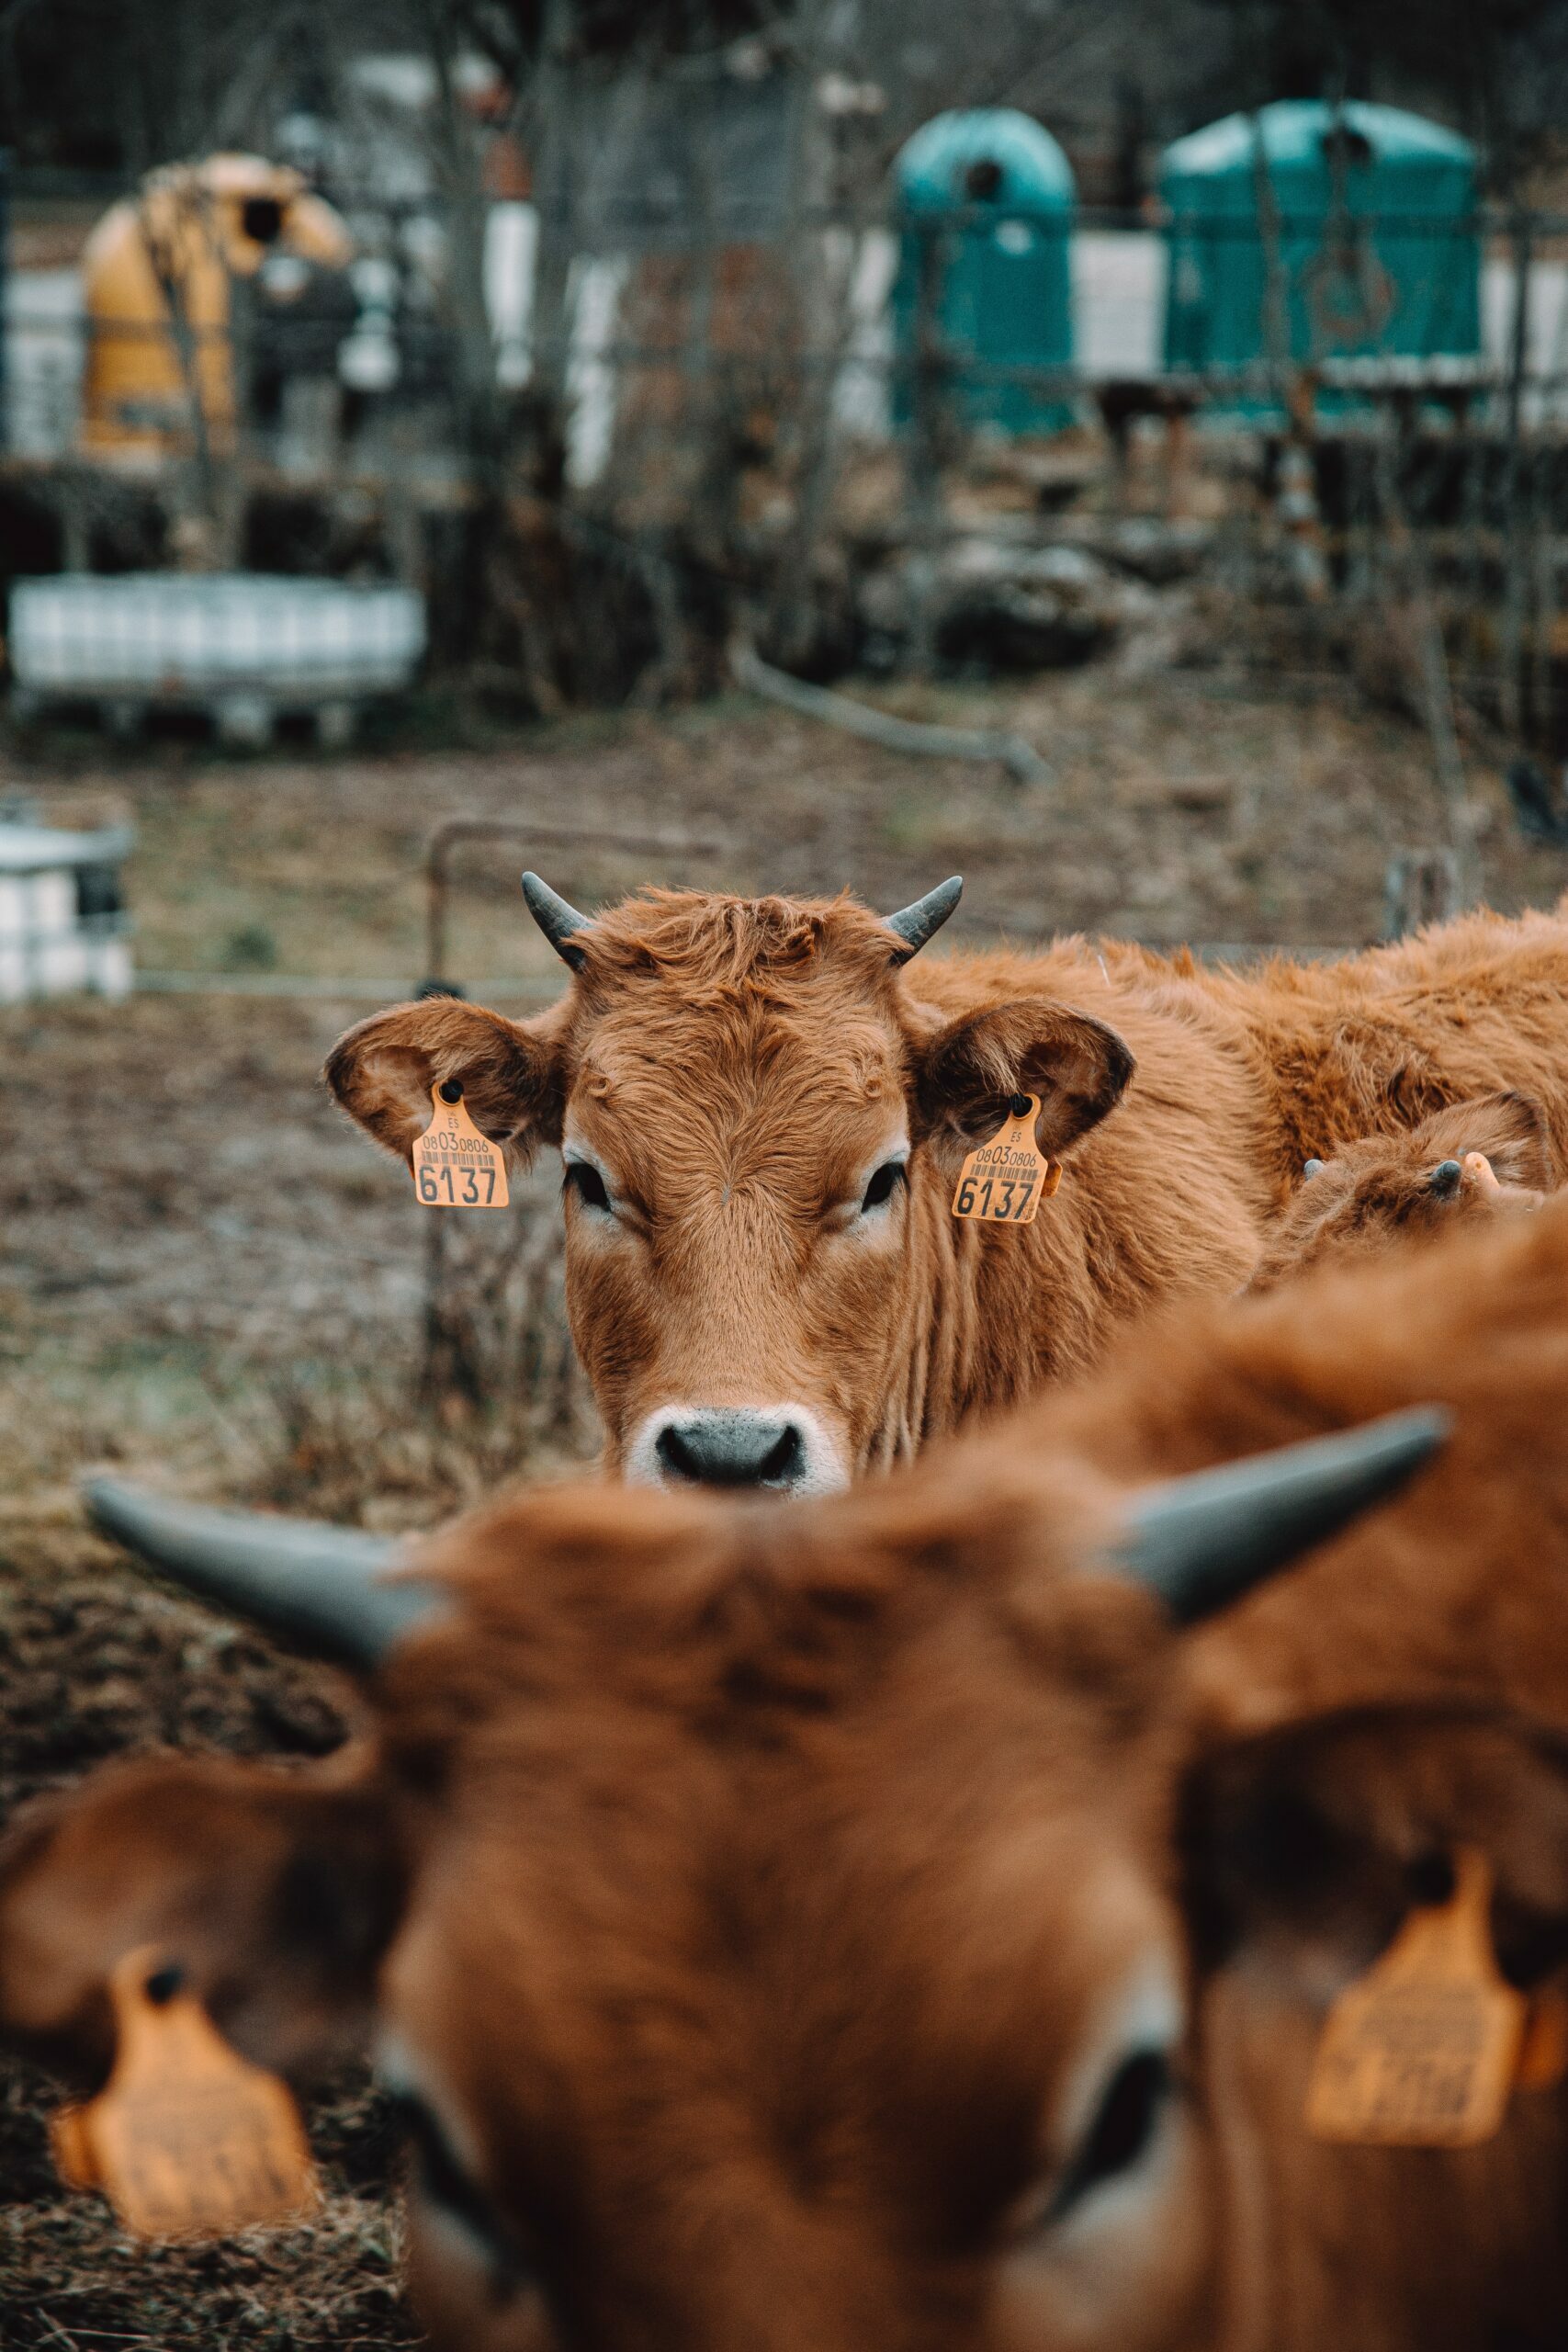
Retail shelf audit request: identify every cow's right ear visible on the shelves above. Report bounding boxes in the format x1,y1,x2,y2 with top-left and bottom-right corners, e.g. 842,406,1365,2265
1181,1702,1568,1998
0,1754,405,2083
325,997,569,1163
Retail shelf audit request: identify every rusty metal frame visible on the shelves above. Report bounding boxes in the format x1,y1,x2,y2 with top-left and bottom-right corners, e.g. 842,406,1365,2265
421,817,725,994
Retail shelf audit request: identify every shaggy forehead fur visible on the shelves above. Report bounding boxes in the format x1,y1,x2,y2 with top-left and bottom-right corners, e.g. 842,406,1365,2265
382,1453,1159,1768
566,888,914,1012
560,894,922,1208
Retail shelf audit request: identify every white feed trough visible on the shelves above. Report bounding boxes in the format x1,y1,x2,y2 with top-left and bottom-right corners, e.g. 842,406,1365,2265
0,818,134,1003
8,573,427,745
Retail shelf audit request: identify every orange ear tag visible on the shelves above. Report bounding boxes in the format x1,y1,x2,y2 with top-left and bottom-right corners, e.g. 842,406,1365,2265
50,1948,320,2241
1461,1152,1501,1197
413,1082,509,1210
951,1093,1059,1225
1305,1848,1526,2148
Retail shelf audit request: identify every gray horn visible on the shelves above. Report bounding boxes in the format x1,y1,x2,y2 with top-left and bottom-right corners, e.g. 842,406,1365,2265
1110,1406,1450,1625
521,870,592,969
886,875,963,965
83,1477,446,1670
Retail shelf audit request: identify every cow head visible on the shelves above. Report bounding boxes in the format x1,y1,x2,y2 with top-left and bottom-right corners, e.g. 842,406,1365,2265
325,882,1134,1491
0,1415,1481,2352
1248,1091,1552,1294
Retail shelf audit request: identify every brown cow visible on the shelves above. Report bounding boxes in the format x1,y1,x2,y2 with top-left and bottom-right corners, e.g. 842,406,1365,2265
16,1206,1568,2348
1247,1090,1554,1292
325,884,1568,1492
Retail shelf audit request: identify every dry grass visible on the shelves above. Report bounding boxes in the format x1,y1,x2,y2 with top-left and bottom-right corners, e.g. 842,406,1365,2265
15,647,1566,990
0,1535,418,2352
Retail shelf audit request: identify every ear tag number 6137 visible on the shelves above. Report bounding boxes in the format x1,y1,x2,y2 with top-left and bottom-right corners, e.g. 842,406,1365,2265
952,1093,1059,1225
413,1083,510,1209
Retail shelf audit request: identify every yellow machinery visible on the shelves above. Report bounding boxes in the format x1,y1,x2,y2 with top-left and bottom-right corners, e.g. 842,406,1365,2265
80,153,353,458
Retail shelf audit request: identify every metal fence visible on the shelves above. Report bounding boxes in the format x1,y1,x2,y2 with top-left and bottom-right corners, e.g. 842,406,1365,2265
11,175,1568,465
8,170,1568,754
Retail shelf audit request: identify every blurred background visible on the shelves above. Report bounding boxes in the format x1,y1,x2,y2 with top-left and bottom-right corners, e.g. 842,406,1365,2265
6,7,1568,2334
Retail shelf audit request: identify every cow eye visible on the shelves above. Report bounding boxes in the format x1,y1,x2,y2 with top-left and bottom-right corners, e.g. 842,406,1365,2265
861,1159,907,1213
564,1160,611,1212
1046,2047,1172,2224
390,2090,536,2301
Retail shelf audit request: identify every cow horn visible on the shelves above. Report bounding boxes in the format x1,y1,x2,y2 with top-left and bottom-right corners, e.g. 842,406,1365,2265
521,871,592,969
83,1477,446,1670
1111,1407,1450,1625
885,876,963,964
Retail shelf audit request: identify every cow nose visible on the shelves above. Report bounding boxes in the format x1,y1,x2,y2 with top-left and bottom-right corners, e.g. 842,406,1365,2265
656,1410,807,1489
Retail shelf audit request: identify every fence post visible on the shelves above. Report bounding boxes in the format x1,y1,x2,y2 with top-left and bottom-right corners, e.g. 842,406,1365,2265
1384,849,1461,940
0,150,9,458
1501,204,1534,740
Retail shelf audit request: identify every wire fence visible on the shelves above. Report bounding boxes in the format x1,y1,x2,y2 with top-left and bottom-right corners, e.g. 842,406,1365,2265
9,164,1568,765
11,175,1568,465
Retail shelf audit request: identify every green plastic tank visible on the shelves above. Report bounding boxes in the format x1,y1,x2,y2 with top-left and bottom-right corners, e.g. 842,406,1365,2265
1160,99,1480,378
892,108,1077,436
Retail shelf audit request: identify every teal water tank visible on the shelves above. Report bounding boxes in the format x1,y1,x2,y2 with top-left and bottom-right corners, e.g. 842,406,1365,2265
1160,99,1480,377
892,108,1077,436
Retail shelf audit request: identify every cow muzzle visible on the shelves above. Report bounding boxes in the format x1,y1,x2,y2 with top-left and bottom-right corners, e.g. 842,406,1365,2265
627,1405,849,1495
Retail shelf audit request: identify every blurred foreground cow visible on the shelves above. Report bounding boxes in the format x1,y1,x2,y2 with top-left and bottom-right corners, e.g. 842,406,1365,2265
328,887,1568,1492
16,1208,1568,2346
1247,1089,1554,1292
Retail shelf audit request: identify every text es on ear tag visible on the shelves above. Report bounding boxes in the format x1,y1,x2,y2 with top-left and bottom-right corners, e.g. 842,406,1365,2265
50,1948,320,2241
952,1093,1058,1225
413,1082,509,1210
1305,1848,1526,2148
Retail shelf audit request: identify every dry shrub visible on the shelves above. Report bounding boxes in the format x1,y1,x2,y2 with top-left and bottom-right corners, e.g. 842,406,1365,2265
247,1193,598,1529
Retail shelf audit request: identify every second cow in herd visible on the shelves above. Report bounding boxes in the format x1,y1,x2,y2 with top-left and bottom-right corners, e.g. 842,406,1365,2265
17,1205,1568,2351
326,879,1568,1492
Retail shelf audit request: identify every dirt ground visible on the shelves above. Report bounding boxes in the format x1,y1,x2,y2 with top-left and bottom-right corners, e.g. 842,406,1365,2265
4,664,1568,2345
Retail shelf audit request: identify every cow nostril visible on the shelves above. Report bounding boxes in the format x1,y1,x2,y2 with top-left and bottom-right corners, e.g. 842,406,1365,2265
655,1414,808,1489
758,1425,805,1485
655,1424,706,1484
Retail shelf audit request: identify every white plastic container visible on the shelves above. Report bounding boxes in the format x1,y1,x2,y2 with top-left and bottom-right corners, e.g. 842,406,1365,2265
8,573,426,741
0,820,134,1003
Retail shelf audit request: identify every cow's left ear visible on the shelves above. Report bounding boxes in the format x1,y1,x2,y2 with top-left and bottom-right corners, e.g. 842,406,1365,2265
1180,1702,1568,1996
912,999,1135,1165
0,1753,406,2084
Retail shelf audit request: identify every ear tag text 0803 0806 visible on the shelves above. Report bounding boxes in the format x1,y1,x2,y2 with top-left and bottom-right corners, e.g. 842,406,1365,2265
1305,1848,1527,2148
51,1949,321,2241
413,1081,509,1209
951,1093,1060,1225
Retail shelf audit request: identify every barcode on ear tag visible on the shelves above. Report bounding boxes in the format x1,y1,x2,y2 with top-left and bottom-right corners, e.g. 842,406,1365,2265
1306,1849,1526,2148
52,1948,320,2242
413,1084,509,1209
951,1093,1056,1224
